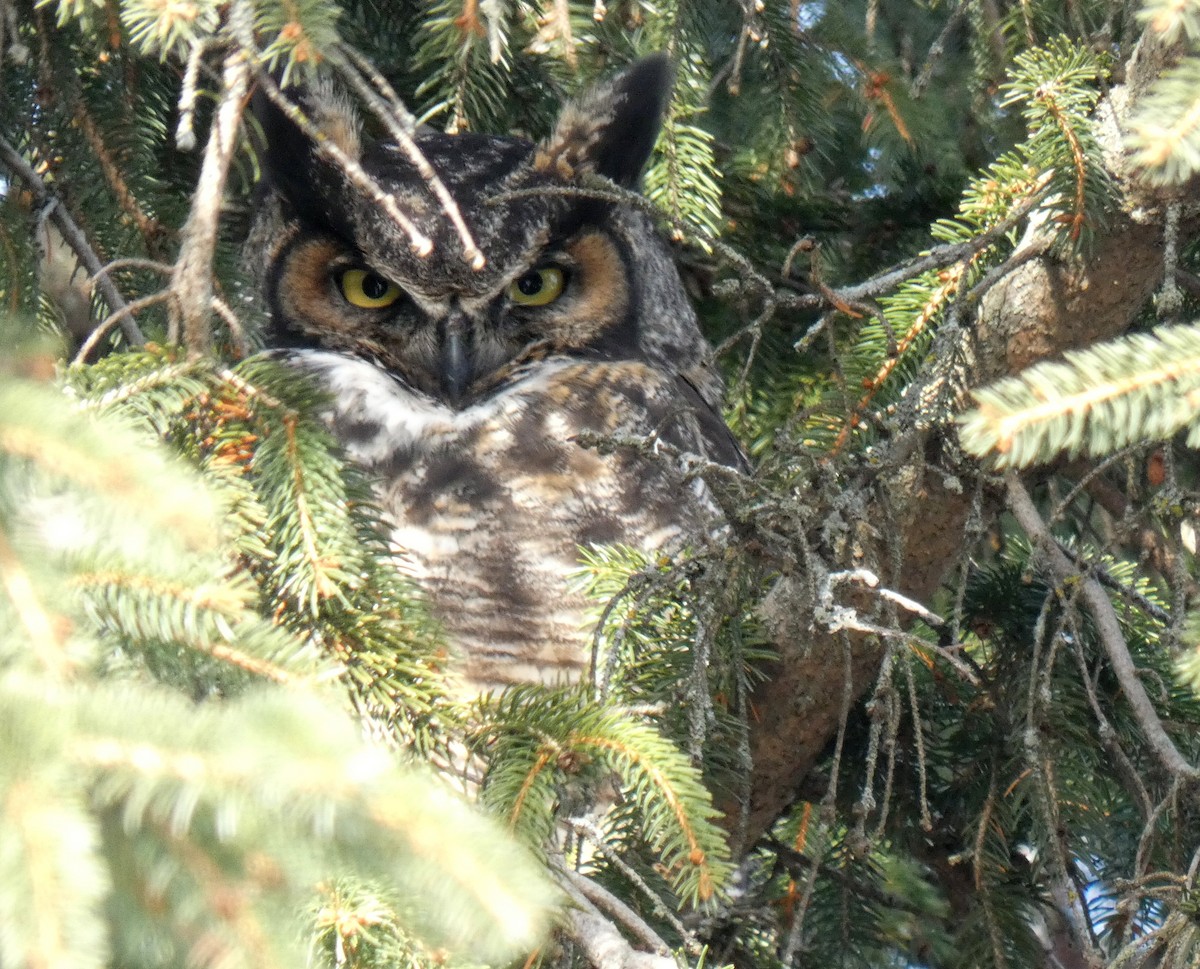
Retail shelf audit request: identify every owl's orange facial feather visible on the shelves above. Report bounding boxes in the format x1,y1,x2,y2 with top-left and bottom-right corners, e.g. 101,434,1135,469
272,226,633,406
276,236,379,341
522,231,629,349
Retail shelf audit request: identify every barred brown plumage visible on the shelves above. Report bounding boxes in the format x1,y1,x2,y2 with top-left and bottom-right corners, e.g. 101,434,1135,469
252,57,745,692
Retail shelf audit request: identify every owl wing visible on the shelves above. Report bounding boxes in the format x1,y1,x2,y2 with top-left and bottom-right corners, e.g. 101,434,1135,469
671,371,751,473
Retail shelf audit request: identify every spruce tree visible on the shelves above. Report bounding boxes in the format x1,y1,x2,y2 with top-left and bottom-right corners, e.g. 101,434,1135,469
6,1,1200,968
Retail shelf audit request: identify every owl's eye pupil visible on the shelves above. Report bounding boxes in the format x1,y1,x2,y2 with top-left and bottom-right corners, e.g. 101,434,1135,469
516,272,544,297
361,273,390,300
508,265,566,307
339,268,402,309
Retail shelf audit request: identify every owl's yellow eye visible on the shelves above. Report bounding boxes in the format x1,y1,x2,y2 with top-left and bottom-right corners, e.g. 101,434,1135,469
509,266,566,307
340,268,402,309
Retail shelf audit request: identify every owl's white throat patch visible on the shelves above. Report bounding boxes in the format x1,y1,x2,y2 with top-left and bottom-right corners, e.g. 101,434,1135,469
282,349,571,467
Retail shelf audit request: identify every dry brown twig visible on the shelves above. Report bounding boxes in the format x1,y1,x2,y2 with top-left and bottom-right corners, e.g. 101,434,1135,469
332,44,485,269
0,135,145,348
1006,472,1200,783
170,36,251,353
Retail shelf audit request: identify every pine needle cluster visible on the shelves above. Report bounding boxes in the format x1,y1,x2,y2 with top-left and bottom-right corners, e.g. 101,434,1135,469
0,327,552,969
10,0,1200,967
960,323,1200,466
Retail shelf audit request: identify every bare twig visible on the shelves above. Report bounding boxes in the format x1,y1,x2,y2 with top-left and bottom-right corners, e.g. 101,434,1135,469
0,135,145,347
1054,537,1171,624
210,295,250,357
331,45,485,269
1067,633,1153,820
912,0,968,97
767,837,940,917
556,863,671,956
780,630,856,965
74,291,171,364
170,39,251,352
250,71,433,258
944,235,1054,331
91,258,174,283
564,817,698,951
555,864,677,969
176,39,208,152
826,187,1049,309
1006,473,1200,782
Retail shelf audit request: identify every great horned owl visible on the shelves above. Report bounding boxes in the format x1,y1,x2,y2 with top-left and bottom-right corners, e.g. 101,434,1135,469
254,58,744,692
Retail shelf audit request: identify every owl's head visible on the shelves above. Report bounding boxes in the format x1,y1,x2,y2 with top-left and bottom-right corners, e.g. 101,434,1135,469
254,58,713,408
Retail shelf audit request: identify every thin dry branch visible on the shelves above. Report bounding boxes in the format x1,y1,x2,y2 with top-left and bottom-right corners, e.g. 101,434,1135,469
563,817,697,949
1006,472,1200,782
555,864,671,957
176,39,208,152
75,291,172,365
249,71,433,258
332,44,485,269
170,43,250,353
555,866,676,969
0,135,145,347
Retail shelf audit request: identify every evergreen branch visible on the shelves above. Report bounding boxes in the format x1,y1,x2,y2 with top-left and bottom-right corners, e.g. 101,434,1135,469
68,687,553,961
120,0,220,57
1006,474,1200,782
72,93,166,254
571,731,721,899
188,639,300,682
1128,56,1200,185
0,135,144,346
1037,92,1088,240
0,383,219,552
160,827,286,969
811,139,1059,452
766,837,937,919
0,776,106,969
71,570,304,684
70,349,213,426
215,359,372,613
281,412,339,602
251,0,341,75
1140,0,1200,45
508,747,556,832
0,526,69,675
959,323,1200,468
989,38,1111,255
829,263,966,456
479,688,731,905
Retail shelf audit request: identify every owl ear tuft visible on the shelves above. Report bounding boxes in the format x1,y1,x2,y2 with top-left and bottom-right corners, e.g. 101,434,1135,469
251,78,363,232
535,55,672,188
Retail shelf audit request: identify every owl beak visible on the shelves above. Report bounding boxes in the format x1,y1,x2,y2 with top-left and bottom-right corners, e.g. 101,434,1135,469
439,319,472,408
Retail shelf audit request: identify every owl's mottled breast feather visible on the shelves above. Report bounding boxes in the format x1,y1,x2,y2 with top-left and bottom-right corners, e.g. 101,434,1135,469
286,350,724,690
